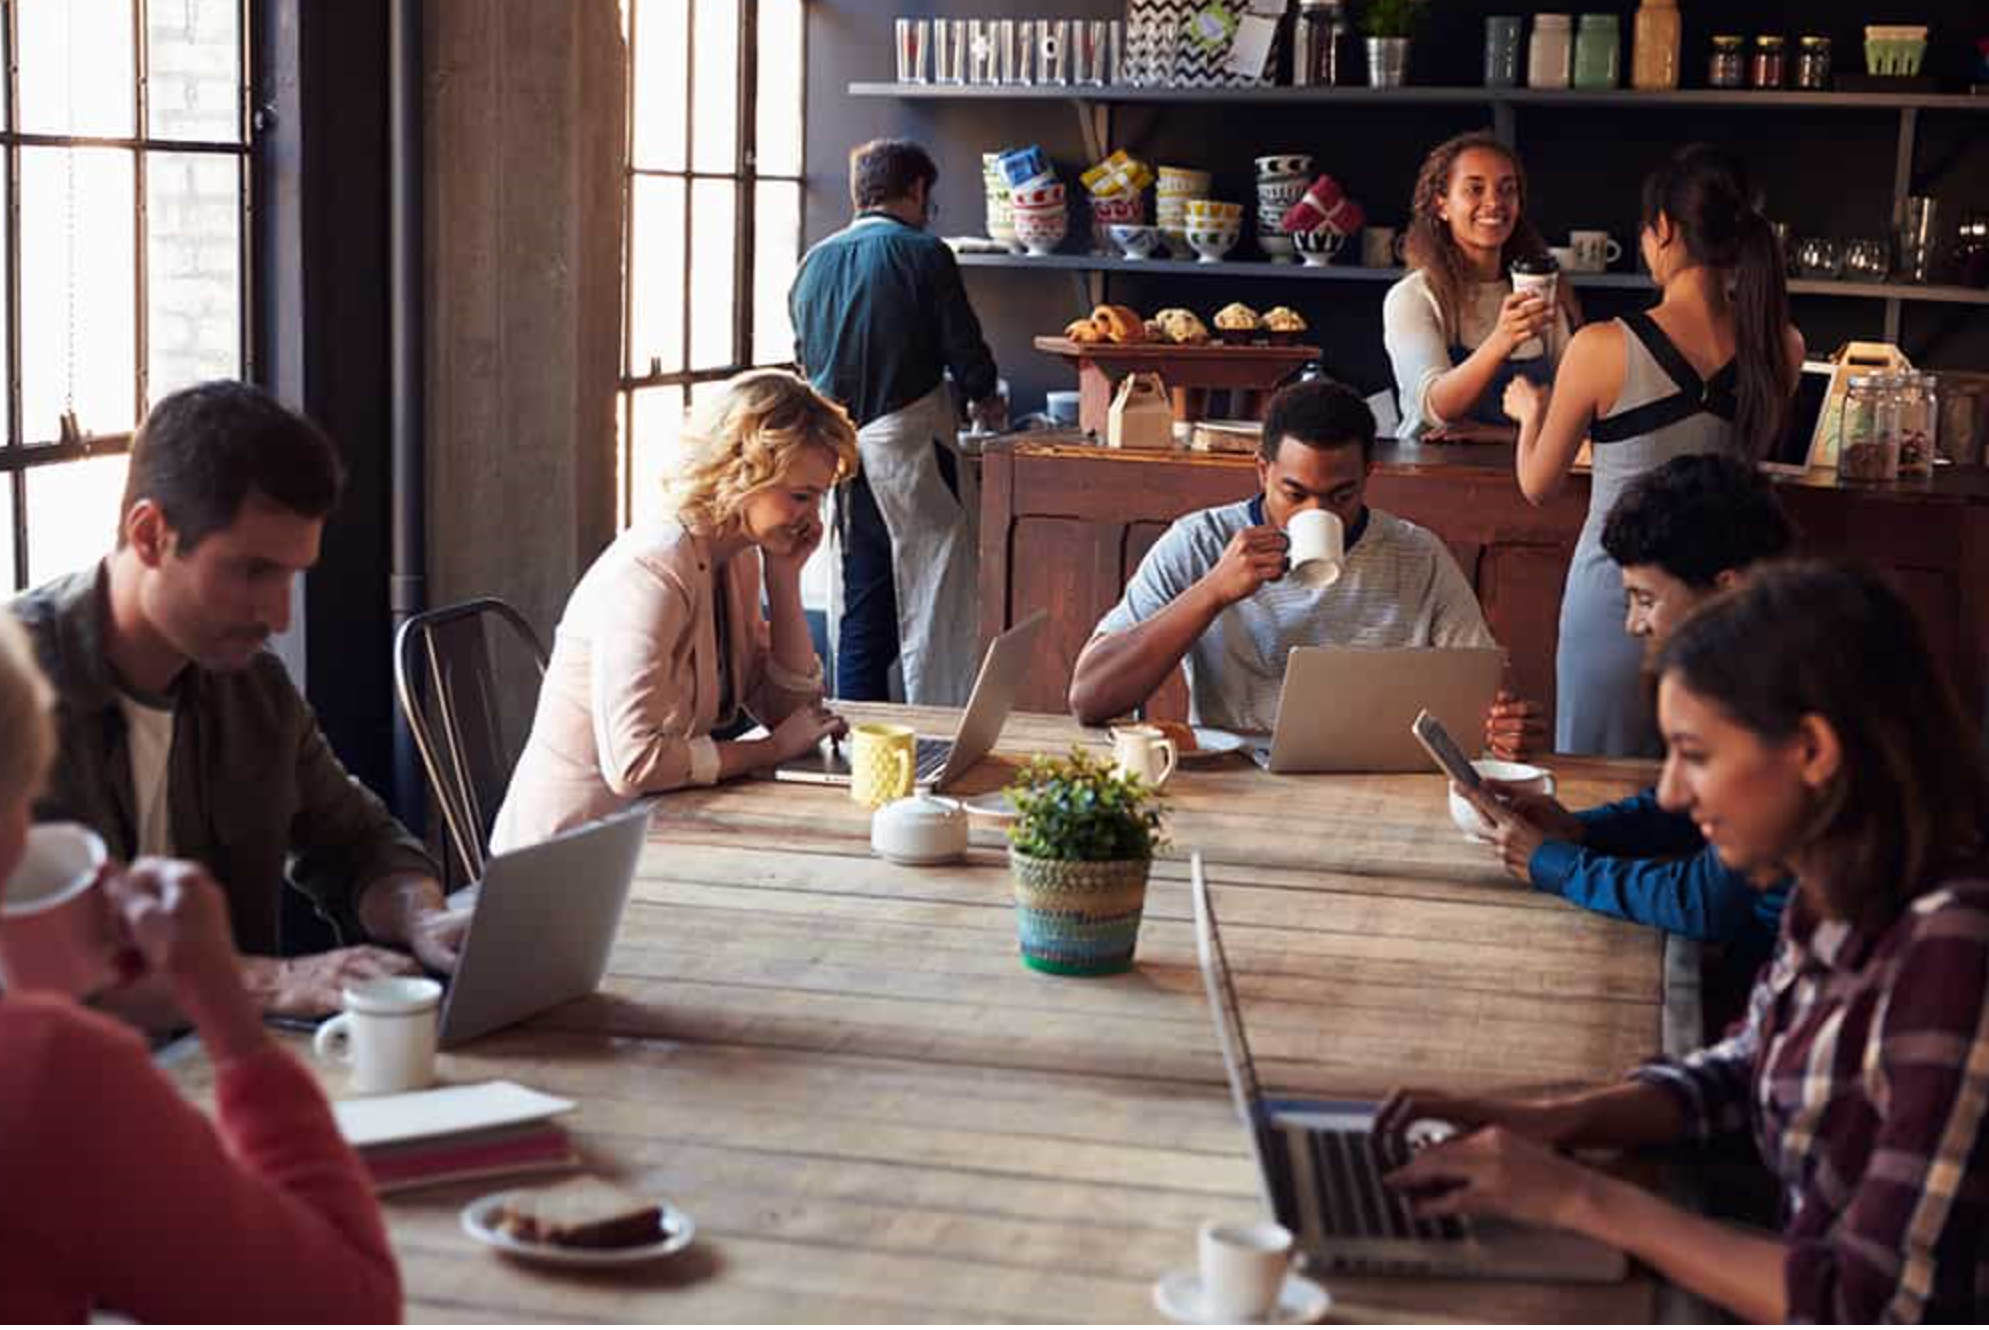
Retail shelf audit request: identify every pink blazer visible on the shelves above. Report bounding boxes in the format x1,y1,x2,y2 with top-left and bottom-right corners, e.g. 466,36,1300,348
491,521,824,851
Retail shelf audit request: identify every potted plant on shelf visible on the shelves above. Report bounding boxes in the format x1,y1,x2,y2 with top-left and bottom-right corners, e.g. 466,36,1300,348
1006,747,1168,977
1361,0,1424,88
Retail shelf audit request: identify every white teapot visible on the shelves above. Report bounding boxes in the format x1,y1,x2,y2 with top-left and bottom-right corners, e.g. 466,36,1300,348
870,794,970,865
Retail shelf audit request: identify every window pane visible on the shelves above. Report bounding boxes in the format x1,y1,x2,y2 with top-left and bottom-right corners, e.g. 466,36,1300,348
147,0,245,144
21,149,138,445
25,455,128,585
20,0,137,138
755,0,804,178
632,0,688,171
147,152,243,401
0,481,16,591
627,385,685,528
689,178,737,371
753,181,800,366
690,0,739,174
628,176,687,376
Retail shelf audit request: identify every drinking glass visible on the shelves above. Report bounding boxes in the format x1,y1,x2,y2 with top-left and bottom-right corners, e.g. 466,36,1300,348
895,18,930,84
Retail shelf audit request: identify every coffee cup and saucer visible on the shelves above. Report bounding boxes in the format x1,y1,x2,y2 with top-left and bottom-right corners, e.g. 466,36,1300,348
1152,1220,1332,1324
1448,759,1556,842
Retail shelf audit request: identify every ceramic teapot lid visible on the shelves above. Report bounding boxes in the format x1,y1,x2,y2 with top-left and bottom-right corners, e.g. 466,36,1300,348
873,794,965,829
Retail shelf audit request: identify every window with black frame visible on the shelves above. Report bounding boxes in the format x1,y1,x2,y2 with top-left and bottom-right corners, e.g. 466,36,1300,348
618,0,806,529
0,0,252,592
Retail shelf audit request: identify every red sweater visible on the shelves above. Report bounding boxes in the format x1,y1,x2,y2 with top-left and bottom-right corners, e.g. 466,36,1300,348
0,994,401,1322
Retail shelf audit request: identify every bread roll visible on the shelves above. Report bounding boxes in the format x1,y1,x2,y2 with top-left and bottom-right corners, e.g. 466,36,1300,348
494,1176,664,1249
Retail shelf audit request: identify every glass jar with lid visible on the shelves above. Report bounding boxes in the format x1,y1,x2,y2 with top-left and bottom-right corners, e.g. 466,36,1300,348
1838,374,1899,481
1574,14,1621,88
1795,35,1832,90
1896,374,1936,477
1751,35,1787,89
1529,14,1574,89
1709,35,1746,88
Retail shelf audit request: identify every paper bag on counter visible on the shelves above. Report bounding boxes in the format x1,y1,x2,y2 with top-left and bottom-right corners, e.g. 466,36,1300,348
1107,372,1174,451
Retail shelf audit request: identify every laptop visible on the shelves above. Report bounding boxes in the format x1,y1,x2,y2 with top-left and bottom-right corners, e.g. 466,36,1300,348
773,610,1047,791
435,802,651,1048
1260,646,1505,774
1190,853,1627,1281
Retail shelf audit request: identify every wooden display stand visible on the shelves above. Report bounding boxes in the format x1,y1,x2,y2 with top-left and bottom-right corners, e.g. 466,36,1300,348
1033,336,1319,437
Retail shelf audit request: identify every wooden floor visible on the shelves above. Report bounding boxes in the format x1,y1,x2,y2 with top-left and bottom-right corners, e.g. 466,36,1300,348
166,706,1669,1322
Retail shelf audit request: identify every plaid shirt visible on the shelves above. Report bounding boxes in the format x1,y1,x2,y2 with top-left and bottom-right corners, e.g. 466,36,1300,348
1634,875,1989,1322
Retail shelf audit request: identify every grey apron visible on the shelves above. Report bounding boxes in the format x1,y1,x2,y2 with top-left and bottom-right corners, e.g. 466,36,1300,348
829,383,981,706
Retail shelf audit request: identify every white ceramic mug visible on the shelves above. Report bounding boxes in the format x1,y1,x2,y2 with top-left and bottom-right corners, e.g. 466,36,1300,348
1361,225,1399,268
1111,724,1178,789
1569,230,1623,272
314,976,443,1094
1286,509,1345,589
1449,759,1557,841
0,823,118,997
1198,1219,1293,1321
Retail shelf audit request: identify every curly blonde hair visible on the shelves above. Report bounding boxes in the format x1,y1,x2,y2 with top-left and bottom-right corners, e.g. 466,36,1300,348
662,370,860,534
0,613,53,816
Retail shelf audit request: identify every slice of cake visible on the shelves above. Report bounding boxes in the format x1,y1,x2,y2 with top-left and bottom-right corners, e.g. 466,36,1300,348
494,1176,664,1249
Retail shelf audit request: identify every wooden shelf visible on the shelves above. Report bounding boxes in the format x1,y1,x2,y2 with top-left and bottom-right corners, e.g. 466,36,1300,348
853,81,1989,113
955,252,1989,305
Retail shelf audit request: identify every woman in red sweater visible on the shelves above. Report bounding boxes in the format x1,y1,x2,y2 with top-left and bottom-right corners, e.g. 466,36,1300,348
0,613,401,1322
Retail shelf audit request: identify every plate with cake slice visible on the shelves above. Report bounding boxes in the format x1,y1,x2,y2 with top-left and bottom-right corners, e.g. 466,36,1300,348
462,1175,695,1266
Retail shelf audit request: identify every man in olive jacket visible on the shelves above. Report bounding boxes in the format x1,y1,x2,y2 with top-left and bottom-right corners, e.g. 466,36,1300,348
11,381,468,1019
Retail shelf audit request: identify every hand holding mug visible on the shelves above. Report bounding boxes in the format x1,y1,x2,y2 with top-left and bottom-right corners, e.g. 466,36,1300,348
1493,289,1554,355
105,858,270,1063
1205,526,1290,607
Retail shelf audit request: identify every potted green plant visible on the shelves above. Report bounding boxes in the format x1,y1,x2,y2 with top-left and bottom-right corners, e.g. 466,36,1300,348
1361,0,1424,87
1006,747,1168,977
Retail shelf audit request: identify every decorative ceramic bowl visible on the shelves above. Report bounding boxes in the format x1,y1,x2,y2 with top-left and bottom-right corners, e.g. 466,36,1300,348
1187,227,1241,263
1109,224,1162,260
1011,182,1066,211
1254,154,1315,180
1012,207,1068,257
1292,227,1344,266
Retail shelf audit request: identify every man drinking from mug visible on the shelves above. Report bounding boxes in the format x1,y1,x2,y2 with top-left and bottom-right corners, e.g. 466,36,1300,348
1069,378,1542,756
9,381,466,1022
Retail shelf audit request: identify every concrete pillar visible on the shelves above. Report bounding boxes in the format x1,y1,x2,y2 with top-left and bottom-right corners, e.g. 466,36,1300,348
424,0,625,640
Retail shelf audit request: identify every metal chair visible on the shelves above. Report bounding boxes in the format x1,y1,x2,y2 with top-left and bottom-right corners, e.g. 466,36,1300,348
393,598,549,889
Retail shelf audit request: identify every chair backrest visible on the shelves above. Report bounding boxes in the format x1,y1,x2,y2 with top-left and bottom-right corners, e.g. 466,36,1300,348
393,598,549,888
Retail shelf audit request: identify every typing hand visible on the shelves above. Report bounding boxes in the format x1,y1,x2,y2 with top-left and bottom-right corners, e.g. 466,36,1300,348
252,946,425,1019
1383,1124,1597,1231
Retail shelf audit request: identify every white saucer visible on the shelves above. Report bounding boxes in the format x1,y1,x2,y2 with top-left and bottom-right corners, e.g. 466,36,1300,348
960,790,1020,821
461,1189,695,1266
1152,1269,1331,1324
1179,728,1249,763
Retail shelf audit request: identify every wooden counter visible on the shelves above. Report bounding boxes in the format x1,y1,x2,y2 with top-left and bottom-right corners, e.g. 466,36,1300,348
976,439,1989,728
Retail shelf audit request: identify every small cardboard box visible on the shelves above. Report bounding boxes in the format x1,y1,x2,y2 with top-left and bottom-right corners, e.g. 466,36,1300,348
1107,372,1174,451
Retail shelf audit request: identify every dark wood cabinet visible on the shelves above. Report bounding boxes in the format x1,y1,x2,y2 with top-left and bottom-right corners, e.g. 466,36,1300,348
977,440,1989,733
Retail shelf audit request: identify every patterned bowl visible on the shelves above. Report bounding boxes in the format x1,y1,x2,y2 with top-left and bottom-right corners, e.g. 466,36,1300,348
1187,227,1241,263
1109,223,1162,260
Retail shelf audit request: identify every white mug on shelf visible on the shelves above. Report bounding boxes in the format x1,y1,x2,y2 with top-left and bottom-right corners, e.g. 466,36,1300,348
314,976,443,1094
1569,230,1623,272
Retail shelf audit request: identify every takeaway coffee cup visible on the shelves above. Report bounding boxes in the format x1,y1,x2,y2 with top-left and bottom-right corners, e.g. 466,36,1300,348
314,976,443,1094
1286,508,1345,589
0,823,119,997
1509,254,1559,360
1198,1219,1293,1321
1449,759,1557,841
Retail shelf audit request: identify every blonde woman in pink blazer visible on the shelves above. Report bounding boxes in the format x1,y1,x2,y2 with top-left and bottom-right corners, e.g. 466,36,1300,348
492,371,858,851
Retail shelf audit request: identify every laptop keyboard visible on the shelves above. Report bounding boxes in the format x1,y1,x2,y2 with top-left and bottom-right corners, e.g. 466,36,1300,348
1269,1124,1467,1244
914,737,952,781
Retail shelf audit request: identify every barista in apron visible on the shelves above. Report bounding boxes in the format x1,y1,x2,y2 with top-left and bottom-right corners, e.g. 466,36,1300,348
789,138,1003,705
1382,131,1576,441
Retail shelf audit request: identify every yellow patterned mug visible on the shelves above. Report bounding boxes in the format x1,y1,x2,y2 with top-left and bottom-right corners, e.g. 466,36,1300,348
851,722,916,809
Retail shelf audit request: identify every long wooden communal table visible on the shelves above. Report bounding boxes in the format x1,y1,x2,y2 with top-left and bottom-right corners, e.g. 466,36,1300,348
164,705,1672,1323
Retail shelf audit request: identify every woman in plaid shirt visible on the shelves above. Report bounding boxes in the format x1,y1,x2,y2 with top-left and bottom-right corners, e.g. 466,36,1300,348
1389,559,1989,1322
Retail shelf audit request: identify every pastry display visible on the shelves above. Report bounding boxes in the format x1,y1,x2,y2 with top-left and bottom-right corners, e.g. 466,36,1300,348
1089,304,1147,344
1213,302,1262,345
1063,316,1108,344
1262,306,1308,345
1151,308,1212,345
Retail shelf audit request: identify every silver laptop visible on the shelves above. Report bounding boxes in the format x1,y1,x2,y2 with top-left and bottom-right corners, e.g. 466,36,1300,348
437,802,650,1048
773,610,1047,791
1261,647,1505,774
1190,853,1626,1281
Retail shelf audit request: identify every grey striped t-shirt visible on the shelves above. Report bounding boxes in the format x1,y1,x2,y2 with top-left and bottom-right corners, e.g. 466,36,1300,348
1096,499,1496,732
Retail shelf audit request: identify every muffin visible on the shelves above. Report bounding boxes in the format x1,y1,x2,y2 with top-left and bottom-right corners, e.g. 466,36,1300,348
1262,306,1308,345
1153,308,1211,345
1213,302,1261,345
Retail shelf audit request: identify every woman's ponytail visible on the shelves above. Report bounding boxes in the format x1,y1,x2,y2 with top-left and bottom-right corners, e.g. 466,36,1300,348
1730,207,1794,458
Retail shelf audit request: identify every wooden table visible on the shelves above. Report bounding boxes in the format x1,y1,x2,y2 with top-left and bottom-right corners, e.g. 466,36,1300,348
165,706,1669,1322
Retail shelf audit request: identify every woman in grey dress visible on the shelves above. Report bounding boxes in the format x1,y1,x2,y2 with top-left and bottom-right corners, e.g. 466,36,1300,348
1502,145,1804,756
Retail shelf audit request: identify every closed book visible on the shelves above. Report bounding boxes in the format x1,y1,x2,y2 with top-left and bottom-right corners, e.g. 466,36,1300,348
359,1121,580,1194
